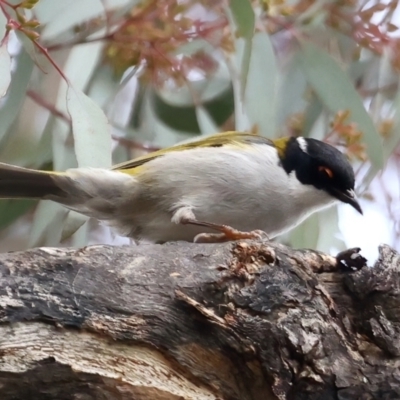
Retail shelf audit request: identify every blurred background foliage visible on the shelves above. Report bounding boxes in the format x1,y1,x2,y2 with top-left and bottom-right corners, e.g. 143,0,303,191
0,0,399,254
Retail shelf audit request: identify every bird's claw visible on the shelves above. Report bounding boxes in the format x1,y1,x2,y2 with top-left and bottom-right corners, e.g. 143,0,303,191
194,228,269,243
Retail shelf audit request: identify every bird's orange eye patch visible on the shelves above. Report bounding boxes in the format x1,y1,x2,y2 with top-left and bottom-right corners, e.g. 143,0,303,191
318,166,334,178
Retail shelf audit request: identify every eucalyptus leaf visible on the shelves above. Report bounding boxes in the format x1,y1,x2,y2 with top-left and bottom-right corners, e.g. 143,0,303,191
196,106,219,135
152,92,199,134
0,41,11,98
175,39,213,57
40,0,105,41
145,90,197,147
36,0,136,26
244,32,278,138
316,207,346,253
348,60,371,86
34,0,77,24
288,213,319,250
15,31,50,73
277,55,307,129
227,0,255,98
383,80,400,160
0,49,33,143
28,201,68,247
62,42,104,88
370,50,393,124
228,40,250,131
66,85,112,168
50,42,104,168
228,0,255,38
71,215,90,248
0,7,6,40
51,118,77,171
0,199,35,230
239,40,252,100
359,165,379,195
299,42,384,170
156,62,231,107
152,85,233,134
302,95,323,137
25,114,55,167
61,210,89,242
87,65,118,109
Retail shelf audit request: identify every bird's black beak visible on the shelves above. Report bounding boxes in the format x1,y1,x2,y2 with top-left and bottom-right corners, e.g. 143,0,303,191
334,188,363,214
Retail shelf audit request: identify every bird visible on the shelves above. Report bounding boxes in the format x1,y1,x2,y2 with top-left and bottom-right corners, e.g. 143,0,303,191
0,131,362,243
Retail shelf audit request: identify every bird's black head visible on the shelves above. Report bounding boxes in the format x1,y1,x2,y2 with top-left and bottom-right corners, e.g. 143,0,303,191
277,136,362,214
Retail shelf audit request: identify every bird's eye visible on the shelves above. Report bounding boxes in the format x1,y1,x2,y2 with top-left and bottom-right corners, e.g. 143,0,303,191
318,166,334,178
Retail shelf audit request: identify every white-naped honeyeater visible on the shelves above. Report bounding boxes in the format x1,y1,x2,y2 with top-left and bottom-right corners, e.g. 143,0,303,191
0,131,362,243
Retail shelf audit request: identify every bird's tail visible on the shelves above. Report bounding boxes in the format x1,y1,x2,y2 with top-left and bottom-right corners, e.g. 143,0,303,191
0,162,66,200
0,162,137,219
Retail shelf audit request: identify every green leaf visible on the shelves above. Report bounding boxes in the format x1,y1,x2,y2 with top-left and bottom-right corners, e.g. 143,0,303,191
195,106,219,136
286,206,345,253
152,92,199,133
156,67,231,106
316,207,346,253
71,217,90,248
15,31,50,72
175,38,213,57
383,81,400,160
288,213,319,250
50,118,77,171
244,32,278,138
0,199,35,230
298,42,384,170
143,90,197,147
46,2,139,44
0,106,53,166
28,201,68,247
0,40,11,98
38,0,140,41
229,0,255,38
228,0,255,98
0,49,33,143
302,95,323,137
40,0,105,41
240,40,252,100
87,64,118,110
229,44,250,131
66,85,112,168
0,7,6,40
25,115,55,167
277,55,307,128
288,207,346,254
152,85,233,134
61,211,88,242
370,50,397,164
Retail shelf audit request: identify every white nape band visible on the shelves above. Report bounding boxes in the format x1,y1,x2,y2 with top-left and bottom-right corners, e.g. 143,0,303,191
296,137,308,154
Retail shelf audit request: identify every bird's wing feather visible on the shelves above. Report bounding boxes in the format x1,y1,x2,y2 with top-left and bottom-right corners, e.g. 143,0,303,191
112,131,274,172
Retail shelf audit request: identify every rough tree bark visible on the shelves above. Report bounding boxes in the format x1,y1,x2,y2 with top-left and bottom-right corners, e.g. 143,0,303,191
0,240,399,400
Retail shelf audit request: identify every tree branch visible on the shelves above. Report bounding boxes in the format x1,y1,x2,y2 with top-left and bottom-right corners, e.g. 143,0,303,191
0,240,398,400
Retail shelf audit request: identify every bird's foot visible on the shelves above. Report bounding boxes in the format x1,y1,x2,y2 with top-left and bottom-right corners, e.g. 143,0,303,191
172,207,269,244
194,226,268,243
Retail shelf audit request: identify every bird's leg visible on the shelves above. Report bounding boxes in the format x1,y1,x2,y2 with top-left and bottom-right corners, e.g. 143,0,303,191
172,207,268,243
193,223,267,243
